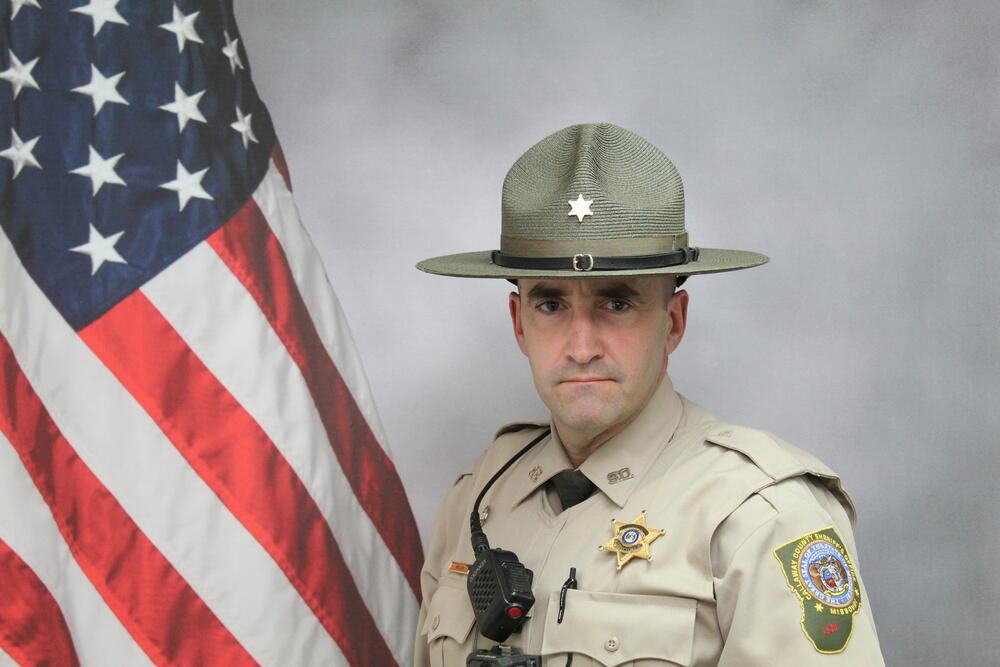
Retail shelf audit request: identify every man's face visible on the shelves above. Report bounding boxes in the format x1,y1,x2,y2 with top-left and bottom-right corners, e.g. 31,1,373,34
508,276,688,448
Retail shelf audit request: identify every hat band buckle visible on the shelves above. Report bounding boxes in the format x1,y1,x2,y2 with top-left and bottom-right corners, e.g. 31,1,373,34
572,254,595,271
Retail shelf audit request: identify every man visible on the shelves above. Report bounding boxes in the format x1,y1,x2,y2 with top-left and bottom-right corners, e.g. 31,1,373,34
414,123,884,665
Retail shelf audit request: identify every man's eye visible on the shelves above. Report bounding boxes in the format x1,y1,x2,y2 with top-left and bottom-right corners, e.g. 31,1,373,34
538,301,561,313
606,299,631,312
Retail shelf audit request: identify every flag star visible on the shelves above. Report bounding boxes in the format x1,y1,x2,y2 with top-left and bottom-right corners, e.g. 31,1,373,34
221,31,244,73
159,83,206,132
0,130,42,178
71,0,128,36
11,0,42,20
70,223,127,275
159,161,212,211
72,65,128,115
568,193,594,222
0,51,41,99
230,106,258,149
70,145,125,195
159,4,203,53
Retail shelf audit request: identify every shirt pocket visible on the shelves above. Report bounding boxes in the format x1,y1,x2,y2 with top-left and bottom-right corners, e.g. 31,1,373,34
422,577,476,667
540,589,697,666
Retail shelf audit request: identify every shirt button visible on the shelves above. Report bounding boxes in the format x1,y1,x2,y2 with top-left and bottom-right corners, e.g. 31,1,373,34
605,636,620,652
431,615,440,630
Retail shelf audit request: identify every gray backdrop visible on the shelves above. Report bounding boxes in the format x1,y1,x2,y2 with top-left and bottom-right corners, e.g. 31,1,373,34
238,2,999,664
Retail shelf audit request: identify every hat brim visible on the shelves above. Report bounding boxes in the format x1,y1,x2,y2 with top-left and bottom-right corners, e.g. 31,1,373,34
416,247,769,279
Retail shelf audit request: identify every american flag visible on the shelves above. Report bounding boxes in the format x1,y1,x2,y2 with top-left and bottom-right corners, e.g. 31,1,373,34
0,1,422,665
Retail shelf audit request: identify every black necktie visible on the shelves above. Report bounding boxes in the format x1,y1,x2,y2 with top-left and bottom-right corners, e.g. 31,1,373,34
550,469,596,511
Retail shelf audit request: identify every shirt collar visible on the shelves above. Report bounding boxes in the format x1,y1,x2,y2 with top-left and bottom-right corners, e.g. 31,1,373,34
509,428,572,508
509,375,684,509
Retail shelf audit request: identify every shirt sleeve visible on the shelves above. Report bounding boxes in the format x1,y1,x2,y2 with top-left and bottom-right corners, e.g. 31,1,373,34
413,470,474,667
711,475,885,666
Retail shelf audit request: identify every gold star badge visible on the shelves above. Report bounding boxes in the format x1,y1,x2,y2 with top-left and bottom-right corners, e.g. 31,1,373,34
598,511,664,569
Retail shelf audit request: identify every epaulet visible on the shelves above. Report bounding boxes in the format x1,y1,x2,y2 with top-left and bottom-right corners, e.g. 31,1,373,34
705,424,857,523
705,424,838,483
493,421,548,441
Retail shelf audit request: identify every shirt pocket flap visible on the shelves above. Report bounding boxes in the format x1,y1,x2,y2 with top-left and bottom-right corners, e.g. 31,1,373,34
541,589,697,666
422,579,476,644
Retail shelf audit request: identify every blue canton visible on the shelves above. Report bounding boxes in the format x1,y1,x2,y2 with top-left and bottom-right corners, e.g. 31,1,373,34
0,0,276,329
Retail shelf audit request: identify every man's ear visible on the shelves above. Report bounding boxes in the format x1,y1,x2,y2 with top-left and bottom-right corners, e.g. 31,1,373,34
664,289,689,356
508,291,529,356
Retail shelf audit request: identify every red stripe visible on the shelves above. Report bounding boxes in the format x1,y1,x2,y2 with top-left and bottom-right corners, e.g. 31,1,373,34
0,537,80,667
0,333,256,667
79,292,396,666
271,141,292,192
208,191,423,597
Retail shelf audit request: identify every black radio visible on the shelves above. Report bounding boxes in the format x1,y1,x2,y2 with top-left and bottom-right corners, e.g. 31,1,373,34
467,545,535,642
465,429,550,662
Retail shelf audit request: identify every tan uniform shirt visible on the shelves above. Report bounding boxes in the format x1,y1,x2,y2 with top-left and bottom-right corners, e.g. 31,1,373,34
415,378,885,666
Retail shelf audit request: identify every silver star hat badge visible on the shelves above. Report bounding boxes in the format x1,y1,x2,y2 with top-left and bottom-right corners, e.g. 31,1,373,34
568,193,593,222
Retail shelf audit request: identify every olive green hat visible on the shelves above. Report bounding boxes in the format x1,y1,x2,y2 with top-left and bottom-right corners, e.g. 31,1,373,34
416,123,769,279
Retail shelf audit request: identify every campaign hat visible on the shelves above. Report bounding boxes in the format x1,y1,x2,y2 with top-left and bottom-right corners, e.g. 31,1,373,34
417,123,769,279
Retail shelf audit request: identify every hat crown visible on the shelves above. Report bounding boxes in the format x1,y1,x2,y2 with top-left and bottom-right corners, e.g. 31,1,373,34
501,123,686,245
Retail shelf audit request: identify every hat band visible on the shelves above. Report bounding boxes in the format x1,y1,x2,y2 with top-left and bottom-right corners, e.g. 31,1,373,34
500,234,688,257
491,247,700,272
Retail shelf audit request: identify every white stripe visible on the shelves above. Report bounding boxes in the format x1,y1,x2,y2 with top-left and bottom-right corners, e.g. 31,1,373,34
0,647,17,667
0,431,153,667
0,232,347,666
142,241,418,664
252,161,393,456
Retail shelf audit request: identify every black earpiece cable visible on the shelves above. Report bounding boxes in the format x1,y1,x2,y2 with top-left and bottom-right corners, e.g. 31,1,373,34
470,428,551,554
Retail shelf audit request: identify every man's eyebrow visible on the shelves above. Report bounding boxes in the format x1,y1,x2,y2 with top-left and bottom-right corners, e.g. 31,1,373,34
526,284,568,301
595,283,642,300
524,282,644,301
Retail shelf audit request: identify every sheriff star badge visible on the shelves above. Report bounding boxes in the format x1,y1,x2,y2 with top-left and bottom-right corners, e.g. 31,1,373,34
599,511,664,569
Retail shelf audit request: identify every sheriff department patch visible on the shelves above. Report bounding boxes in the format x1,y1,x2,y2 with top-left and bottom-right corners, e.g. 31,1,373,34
773,527,861,653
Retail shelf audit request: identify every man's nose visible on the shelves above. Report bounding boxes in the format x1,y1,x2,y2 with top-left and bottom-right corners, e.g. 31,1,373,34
565,310,602,364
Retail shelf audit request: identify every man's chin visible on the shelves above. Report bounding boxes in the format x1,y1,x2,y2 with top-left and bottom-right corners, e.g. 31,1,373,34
550,403,622,435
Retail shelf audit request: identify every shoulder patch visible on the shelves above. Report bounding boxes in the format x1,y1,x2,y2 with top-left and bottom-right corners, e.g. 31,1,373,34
773,527,862,654
493,421,548,441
